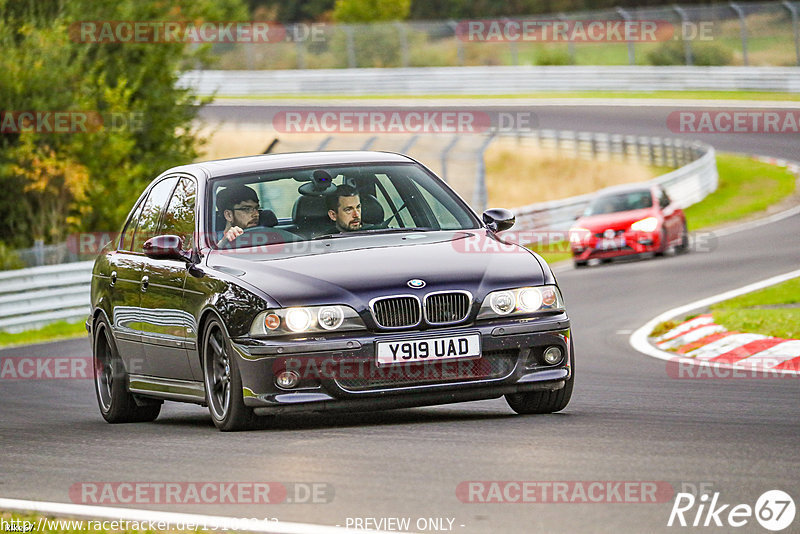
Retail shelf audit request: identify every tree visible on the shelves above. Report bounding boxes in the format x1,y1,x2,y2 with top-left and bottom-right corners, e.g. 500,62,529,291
0,0,247,249
333,0,410,23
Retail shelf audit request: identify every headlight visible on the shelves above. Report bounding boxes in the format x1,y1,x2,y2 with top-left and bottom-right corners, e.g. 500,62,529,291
250,305,365,336
478,285,565,320
568,227,592,243
630,217,658,232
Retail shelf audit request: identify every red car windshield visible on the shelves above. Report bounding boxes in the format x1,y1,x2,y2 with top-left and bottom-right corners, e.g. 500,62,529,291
584,191,653,216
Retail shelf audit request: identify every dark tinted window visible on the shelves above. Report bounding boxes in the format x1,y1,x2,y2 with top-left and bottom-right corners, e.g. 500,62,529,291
120,197,146,252
160,178,196,251
585,190,653,216
659,189,671,209
132,177,179,252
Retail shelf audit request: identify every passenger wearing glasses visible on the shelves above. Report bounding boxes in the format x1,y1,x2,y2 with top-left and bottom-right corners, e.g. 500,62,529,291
216,185,261,246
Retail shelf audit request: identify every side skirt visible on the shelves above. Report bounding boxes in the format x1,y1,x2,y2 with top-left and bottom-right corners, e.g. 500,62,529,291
128,375,206,405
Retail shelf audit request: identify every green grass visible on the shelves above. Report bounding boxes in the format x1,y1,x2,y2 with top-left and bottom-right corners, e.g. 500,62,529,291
684,153,797,231
219,91,800,101
527,240,573,264
0,320,87,348
710,277,800,339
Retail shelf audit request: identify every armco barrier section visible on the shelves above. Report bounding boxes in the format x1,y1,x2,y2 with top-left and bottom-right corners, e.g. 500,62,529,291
178,67,800,96
0,261,93,333
508,130,717,232
0,131,716,333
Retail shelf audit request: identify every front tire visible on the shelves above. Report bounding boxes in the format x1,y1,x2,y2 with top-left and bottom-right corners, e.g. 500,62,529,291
202,318,263,431
93,317,161,423
505,341,574,414
675,222,689,254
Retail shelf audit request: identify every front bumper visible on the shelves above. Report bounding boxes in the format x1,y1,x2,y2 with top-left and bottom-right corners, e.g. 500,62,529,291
231,315,572,415
572,230,661,261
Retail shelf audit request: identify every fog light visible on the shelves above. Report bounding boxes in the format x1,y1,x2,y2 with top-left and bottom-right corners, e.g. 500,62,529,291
543,346,563,365
275,370,300,389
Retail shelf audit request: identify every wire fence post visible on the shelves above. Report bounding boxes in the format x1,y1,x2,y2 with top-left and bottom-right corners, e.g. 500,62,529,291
616,7,636,65
395,22,410,68
473,133,496,212
672,5,693,66
729,2,749,66
440,136,459,183
558,13,576,64
345,25,357,68
783,0,800,66
361,136,377,150
447,21,465,66
401,135,419,153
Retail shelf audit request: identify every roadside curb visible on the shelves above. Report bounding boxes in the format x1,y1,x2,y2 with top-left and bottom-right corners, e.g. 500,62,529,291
629,269,800,378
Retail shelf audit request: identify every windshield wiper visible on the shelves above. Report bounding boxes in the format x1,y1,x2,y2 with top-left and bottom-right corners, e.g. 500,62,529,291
312,227,432,240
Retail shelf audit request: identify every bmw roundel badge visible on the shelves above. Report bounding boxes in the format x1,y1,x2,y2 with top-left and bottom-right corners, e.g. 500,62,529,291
407,279,426,289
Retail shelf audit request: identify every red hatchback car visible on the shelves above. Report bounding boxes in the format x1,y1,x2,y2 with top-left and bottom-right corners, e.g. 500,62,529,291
569,185,688,267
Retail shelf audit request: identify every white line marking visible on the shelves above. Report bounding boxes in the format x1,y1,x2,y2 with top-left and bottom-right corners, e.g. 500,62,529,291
629,268,800,376
0,498,407,534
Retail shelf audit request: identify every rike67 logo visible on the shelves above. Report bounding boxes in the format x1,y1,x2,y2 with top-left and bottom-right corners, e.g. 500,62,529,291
668,490,795,531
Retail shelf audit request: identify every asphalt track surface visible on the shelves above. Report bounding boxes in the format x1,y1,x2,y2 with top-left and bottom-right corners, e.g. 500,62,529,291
1,103,799,533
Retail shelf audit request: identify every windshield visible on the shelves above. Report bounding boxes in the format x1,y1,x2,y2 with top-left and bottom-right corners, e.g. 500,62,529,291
207,162,480,249
584,190,653,216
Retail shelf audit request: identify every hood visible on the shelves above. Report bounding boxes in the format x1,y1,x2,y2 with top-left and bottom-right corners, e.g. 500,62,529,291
576,208,656,233
207,230,546,308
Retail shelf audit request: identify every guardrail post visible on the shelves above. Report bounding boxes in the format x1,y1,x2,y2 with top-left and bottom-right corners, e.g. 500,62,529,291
729,2,749,66
616,7,636,65
473,133,496,212
672,5,693,66
783,0,800,66
345,25,357,68
447,20,465,66
440,136,459,183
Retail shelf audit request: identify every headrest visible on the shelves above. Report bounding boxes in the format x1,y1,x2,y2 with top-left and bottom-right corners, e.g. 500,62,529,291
360,193,384,224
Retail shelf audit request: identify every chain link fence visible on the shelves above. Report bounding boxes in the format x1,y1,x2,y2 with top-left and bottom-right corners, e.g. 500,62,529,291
205,1,799,69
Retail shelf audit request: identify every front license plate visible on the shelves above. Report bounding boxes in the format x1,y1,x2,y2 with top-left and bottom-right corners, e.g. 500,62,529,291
376,334,481,366
598,236,626,250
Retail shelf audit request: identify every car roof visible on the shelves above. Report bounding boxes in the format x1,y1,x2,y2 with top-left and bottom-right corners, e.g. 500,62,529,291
166,151,417,180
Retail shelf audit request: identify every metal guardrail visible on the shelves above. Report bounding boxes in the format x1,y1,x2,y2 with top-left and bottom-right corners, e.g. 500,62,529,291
0,261,92,333
179,66,800,96
508,130,717,233
0,130,716,333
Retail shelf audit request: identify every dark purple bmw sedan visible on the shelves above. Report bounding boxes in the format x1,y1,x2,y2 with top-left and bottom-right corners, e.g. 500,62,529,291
88,151,574,431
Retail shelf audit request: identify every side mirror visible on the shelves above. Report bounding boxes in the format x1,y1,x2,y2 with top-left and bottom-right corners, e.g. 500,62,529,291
143,235,190,261
482,208,515,233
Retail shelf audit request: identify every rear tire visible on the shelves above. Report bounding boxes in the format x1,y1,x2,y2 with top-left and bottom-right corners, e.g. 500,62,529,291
202,318,265,431
93,317,161,423
573,260,588,268
505,340,574,414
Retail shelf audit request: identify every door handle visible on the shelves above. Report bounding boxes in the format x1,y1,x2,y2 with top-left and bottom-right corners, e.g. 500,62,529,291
110,271,117,287
141,275,149,292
